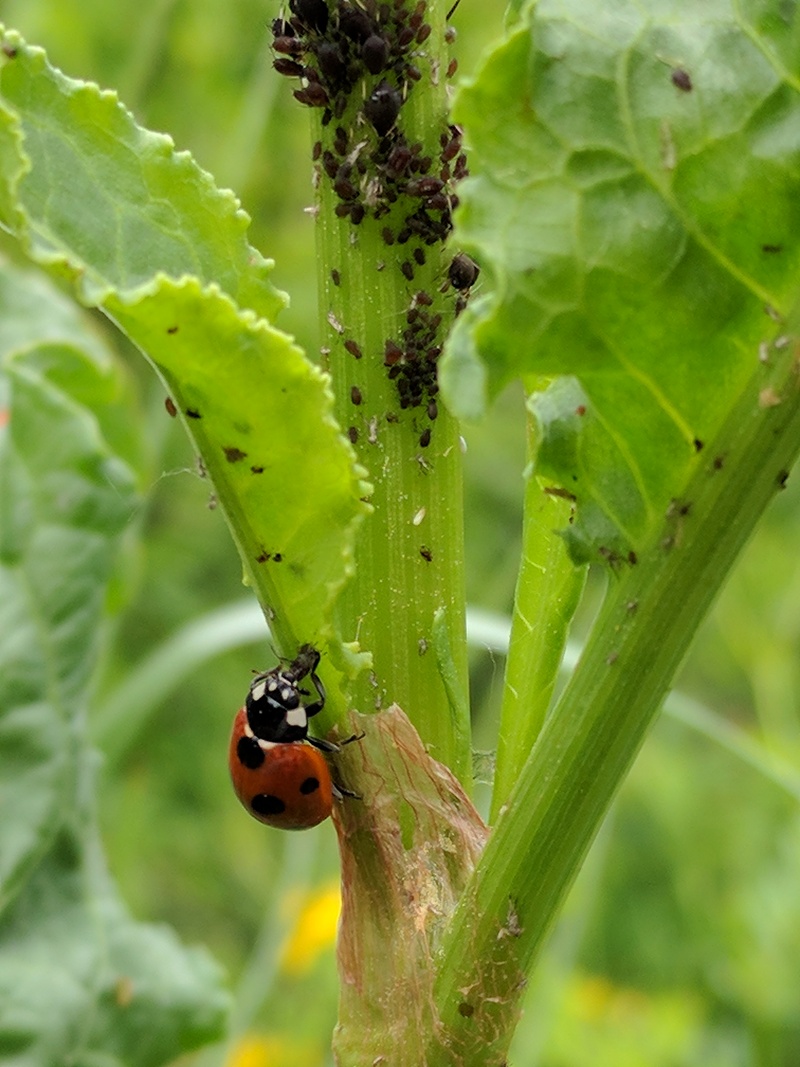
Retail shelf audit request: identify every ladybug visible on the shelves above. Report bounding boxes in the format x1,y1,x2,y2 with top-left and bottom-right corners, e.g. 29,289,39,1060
229,645,360,829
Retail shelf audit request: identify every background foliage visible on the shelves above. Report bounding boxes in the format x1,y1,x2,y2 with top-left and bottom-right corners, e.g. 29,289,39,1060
1,0,799,1065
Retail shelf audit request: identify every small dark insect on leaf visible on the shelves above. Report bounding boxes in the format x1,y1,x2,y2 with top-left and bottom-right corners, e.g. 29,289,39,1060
449,252,479,290
274,57,305,77
273,35,304,56
165,397,177,417
671,67,692,91
290,0,329,33
364,80,402,136
317,41,346,82
294,83,329,107
362,34,389,74
339,6,373,42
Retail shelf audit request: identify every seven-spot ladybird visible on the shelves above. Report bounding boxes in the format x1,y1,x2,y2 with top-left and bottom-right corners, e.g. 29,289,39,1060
228,645,360,829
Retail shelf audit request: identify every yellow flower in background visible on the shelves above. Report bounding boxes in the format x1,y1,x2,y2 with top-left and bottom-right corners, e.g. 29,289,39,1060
225,1033,322,1067
279,880,341,976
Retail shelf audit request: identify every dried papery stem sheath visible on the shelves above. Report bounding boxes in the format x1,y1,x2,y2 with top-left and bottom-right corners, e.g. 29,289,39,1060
332,707,487,1067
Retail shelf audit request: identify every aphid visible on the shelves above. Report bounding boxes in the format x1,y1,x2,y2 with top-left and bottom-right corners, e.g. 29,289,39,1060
273,36,305,56
317,41,347,83
339,6,373,42
449,252,480,290
294,83,329,107
274,57,305,77
364,80,402,136
362,34,389,74
290,0,329,33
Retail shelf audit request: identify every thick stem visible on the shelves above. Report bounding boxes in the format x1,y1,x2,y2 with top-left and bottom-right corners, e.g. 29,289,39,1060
284,0,472,782
430,325,800,1063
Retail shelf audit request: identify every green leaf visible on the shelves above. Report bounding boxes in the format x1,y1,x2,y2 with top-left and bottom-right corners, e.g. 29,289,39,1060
0,260,228,1064
0,830,228,1067
107,278,368,662
0,269,135,904
0,28,369,681
442,0,800,560
0,31,285,320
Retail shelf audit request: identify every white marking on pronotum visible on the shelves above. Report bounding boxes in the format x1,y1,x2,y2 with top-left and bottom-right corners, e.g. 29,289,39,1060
286,706,308,729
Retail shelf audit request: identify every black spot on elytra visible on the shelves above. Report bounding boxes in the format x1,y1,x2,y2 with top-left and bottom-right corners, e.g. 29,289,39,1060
237,736,265,770
300,776,320,795
251,794,286,816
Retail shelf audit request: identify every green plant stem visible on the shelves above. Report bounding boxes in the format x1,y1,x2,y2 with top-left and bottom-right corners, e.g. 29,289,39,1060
429,327,800,1064
314,1,471,785
491,400,586,821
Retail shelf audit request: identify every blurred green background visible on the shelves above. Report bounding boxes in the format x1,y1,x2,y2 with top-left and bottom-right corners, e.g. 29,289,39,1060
2,1,800,1064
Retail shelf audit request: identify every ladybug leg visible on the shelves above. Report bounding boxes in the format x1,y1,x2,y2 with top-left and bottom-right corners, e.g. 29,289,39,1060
307,731,365,753
303,667,326,718
339,731,366,746
308,736,340,753
332,781,361,800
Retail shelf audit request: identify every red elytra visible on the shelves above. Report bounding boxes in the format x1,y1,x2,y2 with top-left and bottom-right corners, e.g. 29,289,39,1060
228,707,334,830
